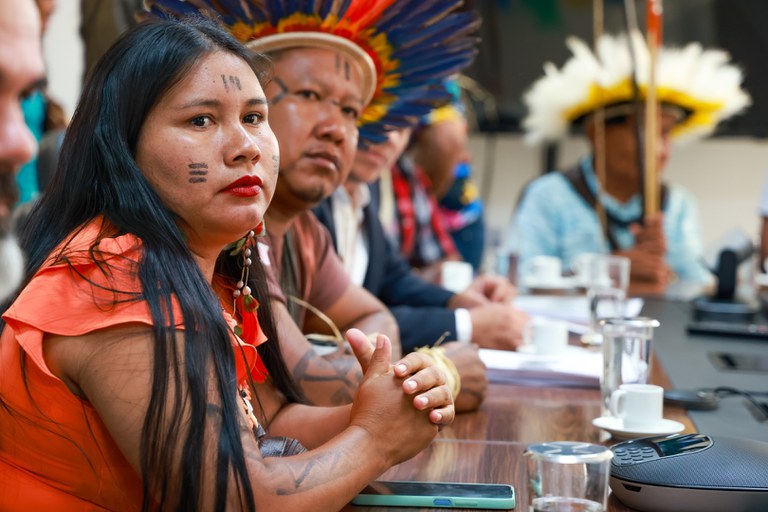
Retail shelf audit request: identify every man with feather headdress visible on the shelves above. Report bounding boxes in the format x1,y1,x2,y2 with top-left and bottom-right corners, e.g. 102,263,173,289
509,31,750,293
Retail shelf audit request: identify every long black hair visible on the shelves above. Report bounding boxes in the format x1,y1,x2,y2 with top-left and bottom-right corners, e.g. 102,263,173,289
5,15,303,511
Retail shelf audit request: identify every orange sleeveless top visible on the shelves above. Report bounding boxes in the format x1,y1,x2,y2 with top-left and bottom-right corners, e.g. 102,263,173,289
0,219,267,511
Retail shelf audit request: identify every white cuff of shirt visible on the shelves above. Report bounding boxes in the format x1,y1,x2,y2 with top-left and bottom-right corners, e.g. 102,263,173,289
453,308,473,343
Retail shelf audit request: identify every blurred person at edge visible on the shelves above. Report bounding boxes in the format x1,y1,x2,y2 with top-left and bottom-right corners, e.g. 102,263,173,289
0,0,46,301
15,0,68,206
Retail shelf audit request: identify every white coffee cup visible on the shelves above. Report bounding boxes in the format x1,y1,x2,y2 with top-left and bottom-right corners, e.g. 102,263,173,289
441,261,474,293
528,255,562,285
610,383,664,430
523,316,569,355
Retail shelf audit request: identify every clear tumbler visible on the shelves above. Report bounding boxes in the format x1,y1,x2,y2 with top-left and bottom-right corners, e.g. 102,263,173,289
524,441,613,511
599,317,660,416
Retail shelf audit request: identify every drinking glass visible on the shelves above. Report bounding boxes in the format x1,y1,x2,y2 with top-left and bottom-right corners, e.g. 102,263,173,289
599,316,660,417
579,254,630,345
525,441,613,512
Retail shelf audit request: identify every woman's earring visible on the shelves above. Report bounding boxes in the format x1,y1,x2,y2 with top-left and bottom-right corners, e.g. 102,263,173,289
232,229,255,312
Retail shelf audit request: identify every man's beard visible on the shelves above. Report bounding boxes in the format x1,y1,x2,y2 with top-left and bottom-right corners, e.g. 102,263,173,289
0,164,23,300
0,234,24,302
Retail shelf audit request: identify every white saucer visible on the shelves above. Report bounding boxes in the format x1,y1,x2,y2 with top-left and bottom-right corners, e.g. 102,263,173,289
592,416,685,440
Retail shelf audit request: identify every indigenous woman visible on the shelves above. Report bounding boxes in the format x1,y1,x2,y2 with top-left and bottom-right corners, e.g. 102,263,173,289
0,17,453,511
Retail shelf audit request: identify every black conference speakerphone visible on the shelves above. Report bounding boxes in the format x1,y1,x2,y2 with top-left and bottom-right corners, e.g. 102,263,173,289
609,433,768,512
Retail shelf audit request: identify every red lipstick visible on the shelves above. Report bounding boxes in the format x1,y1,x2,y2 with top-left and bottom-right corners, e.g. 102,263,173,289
223,175,262,197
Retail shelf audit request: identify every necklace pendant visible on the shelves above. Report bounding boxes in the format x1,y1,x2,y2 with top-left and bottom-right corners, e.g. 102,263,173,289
239,387,260,431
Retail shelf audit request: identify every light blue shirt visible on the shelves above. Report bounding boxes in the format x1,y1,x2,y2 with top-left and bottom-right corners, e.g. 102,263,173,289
509,156,712,284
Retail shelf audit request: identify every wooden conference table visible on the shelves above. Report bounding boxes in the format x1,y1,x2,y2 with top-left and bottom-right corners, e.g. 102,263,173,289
345,330,695,511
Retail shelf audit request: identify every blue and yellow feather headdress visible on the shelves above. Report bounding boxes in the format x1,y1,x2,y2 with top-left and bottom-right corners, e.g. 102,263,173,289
145,0,480,145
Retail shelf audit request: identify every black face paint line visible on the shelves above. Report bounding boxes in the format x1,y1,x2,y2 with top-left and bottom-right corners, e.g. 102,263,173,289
344,60,350,81
270,76,289,105
222,75,242,92
188,162,209,184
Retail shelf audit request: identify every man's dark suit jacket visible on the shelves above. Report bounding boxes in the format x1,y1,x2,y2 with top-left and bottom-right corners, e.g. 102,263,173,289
313,182,458,352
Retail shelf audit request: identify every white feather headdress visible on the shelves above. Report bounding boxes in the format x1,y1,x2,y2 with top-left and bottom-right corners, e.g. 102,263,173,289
522,31,751,144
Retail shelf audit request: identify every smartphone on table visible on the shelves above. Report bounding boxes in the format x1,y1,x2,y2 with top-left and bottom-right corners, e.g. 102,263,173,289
351,480,516,509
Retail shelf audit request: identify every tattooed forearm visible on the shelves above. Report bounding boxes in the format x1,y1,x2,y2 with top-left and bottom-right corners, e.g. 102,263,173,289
291,351,362,405
247,440,359,495
188,162,208,183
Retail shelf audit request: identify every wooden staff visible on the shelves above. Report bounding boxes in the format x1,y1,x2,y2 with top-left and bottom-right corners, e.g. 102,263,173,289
622,0,647,218
644,0,663,216
593,0,608,235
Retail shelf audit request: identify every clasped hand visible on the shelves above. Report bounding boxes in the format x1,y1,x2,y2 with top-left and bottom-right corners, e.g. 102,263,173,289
346,328,455,426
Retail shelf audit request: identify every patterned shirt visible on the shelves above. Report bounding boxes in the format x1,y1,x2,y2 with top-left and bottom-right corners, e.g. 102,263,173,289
387,155,459,269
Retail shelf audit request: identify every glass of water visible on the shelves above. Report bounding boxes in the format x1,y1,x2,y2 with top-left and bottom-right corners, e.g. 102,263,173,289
579,254,630,345
599,316,660,417
525,441,613,512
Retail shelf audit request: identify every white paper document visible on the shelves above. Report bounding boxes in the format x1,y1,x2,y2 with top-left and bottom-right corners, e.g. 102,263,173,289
479,346,602,388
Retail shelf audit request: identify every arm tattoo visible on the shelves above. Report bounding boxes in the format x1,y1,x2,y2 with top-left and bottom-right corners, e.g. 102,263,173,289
247,441,359,495
292,351,362,405
275,452,346,495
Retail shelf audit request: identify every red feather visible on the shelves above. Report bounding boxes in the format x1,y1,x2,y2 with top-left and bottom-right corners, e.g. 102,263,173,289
241,310,259,346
